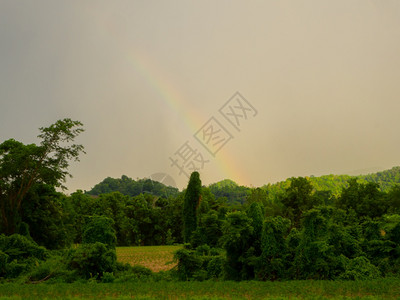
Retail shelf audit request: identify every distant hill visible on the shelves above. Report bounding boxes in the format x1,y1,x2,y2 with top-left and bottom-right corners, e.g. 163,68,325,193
86,175,180,198
261,166,400,199
361,166,400,191
208,179,250,205
207,166,400,204
86,167,400,203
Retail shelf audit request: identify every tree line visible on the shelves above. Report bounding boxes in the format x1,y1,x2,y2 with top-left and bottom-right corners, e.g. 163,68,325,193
1,119,400,282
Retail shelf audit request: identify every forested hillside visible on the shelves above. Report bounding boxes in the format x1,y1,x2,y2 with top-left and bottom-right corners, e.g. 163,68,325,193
86,175,180,198
86,167,400,205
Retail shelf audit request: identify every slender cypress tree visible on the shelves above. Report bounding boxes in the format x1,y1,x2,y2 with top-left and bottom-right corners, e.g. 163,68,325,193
183,171,202,243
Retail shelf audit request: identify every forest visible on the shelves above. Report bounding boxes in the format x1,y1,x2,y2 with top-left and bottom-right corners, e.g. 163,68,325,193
1,119,400,284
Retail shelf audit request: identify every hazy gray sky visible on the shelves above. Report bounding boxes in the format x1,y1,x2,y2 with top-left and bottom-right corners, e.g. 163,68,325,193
1,0,400,191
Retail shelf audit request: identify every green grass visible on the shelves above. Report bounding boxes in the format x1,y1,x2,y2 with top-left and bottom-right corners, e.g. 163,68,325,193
0,279,400,299
116,245,181,272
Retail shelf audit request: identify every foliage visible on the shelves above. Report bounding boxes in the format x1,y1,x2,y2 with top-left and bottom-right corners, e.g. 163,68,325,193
339,256,381,280
281,177,320,227
86,175,179,198
173,248,202,280
68,242,116,279
257,216,290,280
208,179,250,205
82,215,117,249
221,211,254,280
21,184,71,249
337,179,387,219
0,119,84,235
0,234,47,278
183,172,202,243
4,121,400,283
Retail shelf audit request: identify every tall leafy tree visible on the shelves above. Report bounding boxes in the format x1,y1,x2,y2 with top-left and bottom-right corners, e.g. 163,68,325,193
221,211,254,280
257,216,290,280
0,119,84,234
82,215,117,249
281,177,319,227
183,171,202,243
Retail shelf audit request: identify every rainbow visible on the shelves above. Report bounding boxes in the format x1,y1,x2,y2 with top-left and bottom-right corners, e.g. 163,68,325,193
128,50,248,186
86,7,248,185
127,49,202,135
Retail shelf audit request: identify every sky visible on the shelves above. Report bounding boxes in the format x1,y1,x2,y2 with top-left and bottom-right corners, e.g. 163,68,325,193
1,0,400,192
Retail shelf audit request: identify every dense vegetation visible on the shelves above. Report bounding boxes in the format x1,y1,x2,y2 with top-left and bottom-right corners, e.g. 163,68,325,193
86,175,179,198
1,119,400,285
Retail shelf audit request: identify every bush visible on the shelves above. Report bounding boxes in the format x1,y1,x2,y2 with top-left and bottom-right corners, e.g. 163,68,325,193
339,256,381,280
174,248,202,280
207,256,225,279
82,216,116,249
101,272,115,283
0,234,47,260
131,265,153,278
0,251,9,275
5,260,30,278
25,254,75,283
68,242,116,279
0,234,48,279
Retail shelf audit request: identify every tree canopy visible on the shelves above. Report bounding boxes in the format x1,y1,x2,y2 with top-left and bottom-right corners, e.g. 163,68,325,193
0,118,85,235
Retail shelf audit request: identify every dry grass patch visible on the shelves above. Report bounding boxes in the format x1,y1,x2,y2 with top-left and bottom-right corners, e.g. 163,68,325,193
116,245,181,272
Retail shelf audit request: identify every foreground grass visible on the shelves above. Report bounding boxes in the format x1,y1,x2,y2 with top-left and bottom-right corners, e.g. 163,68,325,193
0,279,399,299
116,246,181,272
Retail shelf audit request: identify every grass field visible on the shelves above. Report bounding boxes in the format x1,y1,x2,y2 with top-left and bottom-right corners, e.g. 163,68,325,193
116,245,181,272
0,279,400,299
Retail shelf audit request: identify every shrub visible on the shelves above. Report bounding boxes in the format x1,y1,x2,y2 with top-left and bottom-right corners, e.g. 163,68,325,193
0,234,47,260
101,272,115,283
131,265,153,278
0,234,48,279
339,256,381,280
68,242,116,279
207,256,225,279
174,248,202,280
82,216,116,249
0,251,9,275
5,260,30,278
25,254,75,283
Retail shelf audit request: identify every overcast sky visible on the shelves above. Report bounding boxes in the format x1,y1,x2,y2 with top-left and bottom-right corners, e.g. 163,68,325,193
1,0,400,192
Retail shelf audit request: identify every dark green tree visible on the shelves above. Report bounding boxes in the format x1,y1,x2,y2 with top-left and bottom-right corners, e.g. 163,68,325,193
183,172,202,243
246,202,264,256
0,119,84,235
82,215,116,249
64,190,96,244
257,216,290,280
68,242,116,279
21,183,71,249
281,177,319,227
337,179,386,219
221,211,254,280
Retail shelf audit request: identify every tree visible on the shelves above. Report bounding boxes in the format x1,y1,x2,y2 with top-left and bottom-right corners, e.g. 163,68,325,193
0,119,85,235
183,171,202,243
221,211,254,280
281,177,319,227
337,179,386,219
21,183,71,249
82,215,116,249
257,216,290,280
